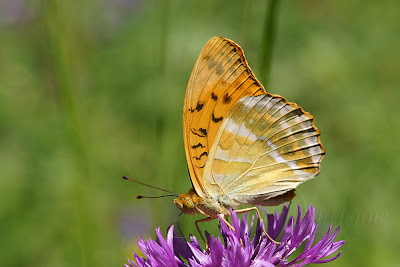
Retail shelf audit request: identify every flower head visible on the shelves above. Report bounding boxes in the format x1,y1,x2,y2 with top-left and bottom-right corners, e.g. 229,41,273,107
125,204,344,267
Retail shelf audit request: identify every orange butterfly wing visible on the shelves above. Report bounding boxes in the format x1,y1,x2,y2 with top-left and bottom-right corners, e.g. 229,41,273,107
183,37,266,197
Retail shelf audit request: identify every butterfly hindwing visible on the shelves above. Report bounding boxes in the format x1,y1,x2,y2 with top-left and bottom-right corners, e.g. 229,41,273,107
183,37,266,196
202,94,325,202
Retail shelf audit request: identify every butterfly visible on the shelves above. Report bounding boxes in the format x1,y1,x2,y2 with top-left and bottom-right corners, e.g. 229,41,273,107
173,36,325,243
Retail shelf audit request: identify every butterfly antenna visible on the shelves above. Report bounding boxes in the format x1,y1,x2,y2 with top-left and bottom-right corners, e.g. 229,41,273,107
136,195,176,199
122,176,179,197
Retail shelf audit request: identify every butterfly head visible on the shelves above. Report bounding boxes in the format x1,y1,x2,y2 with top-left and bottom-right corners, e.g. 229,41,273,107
173,188,203,215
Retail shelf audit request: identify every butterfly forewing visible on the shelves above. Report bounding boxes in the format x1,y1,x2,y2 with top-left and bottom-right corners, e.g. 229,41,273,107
202,94,325,202
183,37,266,196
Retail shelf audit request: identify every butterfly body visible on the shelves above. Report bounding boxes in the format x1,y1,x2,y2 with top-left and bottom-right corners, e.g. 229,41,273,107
174,187,296,218
174,189,234,218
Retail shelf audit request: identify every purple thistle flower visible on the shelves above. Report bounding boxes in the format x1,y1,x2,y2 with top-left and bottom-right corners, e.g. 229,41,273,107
125,204,345,267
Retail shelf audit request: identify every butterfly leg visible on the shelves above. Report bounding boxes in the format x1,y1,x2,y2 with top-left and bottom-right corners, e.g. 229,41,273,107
219,215,236,232
234,206,282,245
196,215,240,248
217,215,245,247
168,211,184,230
195,216,216,247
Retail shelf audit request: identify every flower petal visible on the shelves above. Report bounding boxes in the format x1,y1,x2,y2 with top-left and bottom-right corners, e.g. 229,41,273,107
126,205,344,267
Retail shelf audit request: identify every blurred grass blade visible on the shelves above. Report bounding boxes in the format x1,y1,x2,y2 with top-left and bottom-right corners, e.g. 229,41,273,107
259,0,280,87
44,1,93,266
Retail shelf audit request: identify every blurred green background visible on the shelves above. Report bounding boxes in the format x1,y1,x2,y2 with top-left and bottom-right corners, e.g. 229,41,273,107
1,0,398,266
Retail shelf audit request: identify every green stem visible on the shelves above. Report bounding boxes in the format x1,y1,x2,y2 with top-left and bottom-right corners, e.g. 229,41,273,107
259,0,280,87
160,0,170,76
44,1,93,266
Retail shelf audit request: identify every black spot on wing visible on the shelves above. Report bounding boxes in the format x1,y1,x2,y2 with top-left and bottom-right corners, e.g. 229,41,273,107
196,101,204,111
191,128,207,137
223,93,231,104
193,151,208,160
212,112,223,123
211,92,218,101
191,143,205,149
189,107,195,113
199,128,207,136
